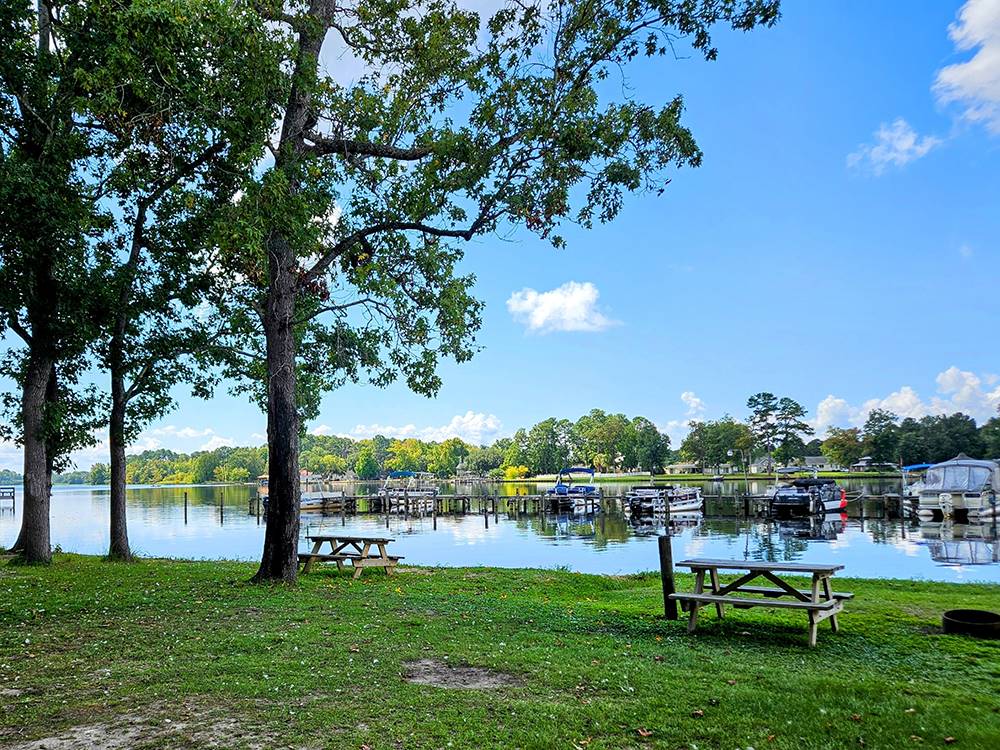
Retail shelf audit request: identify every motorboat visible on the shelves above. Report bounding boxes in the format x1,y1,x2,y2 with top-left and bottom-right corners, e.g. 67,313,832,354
544,467,602,512
626,485,703,515
776,512,847,541
915,455,1000,520
768,477,847,517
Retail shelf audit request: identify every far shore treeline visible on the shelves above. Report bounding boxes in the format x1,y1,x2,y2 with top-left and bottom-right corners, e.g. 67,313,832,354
7,400,997,487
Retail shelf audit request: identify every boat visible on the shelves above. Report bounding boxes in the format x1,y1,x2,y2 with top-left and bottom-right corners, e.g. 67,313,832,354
257,473,349,513
768,477,847,517
544,467,602,512
711,475,724,483
376,470,439,512
915,454,1000,520
776,512,847,542
625,485,703,515
902,463,932,500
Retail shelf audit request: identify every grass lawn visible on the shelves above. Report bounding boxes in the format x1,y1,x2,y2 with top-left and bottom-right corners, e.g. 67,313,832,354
1,556,998,749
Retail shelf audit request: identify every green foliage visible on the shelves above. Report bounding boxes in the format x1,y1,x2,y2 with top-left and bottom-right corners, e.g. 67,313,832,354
862,409,900,464
681,416,752,470
820,427,864,469
353,444,380,480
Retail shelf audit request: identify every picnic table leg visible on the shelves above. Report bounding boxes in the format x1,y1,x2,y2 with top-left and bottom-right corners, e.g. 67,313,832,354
352,542,371,579
302,539,323,574
807,573,821,647
708,567,724,619
377,542,394,576
687,569,705,634
822,576,839,632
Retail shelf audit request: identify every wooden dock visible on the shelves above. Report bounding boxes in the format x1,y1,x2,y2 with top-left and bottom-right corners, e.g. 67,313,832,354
247,492,914,521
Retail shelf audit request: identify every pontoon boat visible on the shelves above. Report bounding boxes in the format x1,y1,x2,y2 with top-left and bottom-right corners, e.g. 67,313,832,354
544,467,602,512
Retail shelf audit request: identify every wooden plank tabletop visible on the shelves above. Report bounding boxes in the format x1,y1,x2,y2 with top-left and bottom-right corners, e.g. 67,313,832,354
676,558,844,574
306,534,394,544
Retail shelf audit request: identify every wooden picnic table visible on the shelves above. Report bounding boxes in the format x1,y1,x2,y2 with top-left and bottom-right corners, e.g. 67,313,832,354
669,558,853,647
299,534,403,578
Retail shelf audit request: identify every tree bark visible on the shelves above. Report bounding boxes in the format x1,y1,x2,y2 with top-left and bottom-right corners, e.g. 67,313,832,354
16,353,53,563
107,370,131,561
252,238,300,583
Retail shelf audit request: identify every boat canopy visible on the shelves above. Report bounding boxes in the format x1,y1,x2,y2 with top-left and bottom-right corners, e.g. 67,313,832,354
903,463,934,472
387,470,416,478
558,467,595,476
923,455,1000,493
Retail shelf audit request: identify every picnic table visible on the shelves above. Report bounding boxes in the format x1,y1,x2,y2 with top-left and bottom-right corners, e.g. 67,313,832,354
299,534,403,579
669,558,853,647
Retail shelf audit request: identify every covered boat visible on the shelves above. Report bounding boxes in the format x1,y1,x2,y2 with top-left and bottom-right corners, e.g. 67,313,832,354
626,485,703,515
915,455,1000,520
768,477,847,517
545,467,602,512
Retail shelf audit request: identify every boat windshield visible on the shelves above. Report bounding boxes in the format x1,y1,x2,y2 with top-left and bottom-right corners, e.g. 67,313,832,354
924,465,992,492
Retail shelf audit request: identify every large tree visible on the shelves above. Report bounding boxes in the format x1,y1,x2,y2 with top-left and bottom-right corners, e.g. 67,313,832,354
217,0,780,582
83,0,284,560
0,0,110,562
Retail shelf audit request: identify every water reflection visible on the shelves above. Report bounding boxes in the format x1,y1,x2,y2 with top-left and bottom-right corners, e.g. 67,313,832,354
0,482,997,582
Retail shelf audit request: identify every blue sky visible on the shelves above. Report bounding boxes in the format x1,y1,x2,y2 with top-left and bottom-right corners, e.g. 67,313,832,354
4,0,1000,470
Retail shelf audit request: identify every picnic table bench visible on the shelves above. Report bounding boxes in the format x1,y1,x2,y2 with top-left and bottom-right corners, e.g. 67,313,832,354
669,558,853,647
299,535,403,579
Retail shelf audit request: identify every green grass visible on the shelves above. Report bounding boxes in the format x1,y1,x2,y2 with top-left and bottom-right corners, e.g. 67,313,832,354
1,556,998,749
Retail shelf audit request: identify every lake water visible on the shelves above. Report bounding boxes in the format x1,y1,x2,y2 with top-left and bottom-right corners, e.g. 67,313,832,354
1,480,998,583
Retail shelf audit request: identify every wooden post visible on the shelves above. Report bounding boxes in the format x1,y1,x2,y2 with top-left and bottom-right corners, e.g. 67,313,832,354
219,492,224,525
184,491,188,524
433,504,437,530
659,534,677,620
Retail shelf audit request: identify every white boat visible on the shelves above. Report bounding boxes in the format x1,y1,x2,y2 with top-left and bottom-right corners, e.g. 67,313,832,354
257,473,348,513
915,455,1000,520
626,485,703,515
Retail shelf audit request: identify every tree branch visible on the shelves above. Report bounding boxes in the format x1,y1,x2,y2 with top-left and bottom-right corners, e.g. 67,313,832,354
306,134,432,161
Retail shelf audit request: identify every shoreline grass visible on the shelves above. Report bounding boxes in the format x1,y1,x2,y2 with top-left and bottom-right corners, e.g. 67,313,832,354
1,556,997,749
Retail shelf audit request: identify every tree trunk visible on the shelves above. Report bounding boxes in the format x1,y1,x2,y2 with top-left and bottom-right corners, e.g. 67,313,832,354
250,3,327,583
16,353,53,563
107,370,132,561
252,237,300,583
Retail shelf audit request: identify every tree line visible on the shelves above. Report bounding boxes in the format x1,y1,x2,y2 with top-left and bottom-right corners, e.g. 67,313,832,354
0,1,780,577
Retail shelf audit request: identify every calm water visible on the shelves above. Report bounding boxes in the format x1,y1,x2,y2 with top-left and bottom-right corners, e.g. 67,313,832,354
1,480,998,583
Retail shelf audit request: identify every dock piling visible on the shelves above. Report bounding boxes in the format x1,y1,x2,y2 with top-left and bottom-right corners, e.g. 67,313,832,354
658,534,677,620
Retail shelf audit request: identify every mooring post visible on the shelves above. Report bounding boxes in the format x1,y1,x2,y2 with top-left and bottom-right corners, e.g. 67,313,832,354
219,492,224,525
659,533,677,620
433,504,437,530
184,491,188,524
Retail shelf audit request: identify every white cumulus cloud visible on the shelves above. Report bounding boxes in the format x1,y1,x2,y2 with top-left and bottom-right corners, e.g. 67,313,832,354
338,411,503,445
507,281,618,334
200,436,235,452
847,118,941,174
934,0,1000,134
812,366,1000,435
150,425,214,439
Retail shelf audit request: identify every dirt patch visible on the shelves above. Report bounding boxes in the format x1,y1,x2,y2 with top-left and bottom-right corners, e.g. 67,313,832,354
394,567,435,575
5,703,283,750
402,659,521,690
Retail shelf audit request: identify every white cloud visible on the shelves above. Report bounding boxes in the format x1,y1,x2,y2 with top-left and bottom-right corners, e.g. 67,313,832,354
506,281,619,334
934,0,1000,134
812,366,1000,435
309,425,334,436
660,392,707,447
341,411,503,445
199,436,235,451
680,390,705,417
847,118,941,174
150,425,213,439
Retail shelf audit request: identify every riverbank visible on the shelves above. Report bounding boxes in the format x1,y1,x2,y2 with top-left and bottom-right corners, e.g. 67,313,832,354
2,557,997,749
